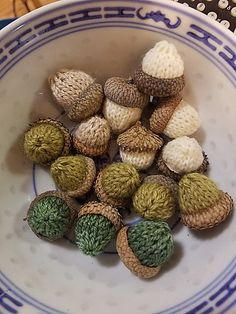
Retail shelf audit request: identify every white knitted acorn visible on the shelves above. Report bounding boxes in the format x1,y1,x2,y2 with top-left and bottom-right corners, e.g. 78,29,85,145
103,77,149,134
117,122,163,170
133,41,185,97
150,95,201,138
156,136,209,181
73,116,111,156
49,69,103,122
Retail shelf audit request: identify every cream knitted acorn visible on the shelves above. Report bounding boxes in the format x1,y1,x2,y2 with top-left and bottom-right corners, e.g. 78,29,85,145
50,155,96,198
95,162,141,207
116,221,174,279
23,118,71,166
133,41,185,97
73,116,111,156
178,173,234,230
156,136,209,181
103,77,149,134
49,69,103,122
150,95,200,138
117,122,163,170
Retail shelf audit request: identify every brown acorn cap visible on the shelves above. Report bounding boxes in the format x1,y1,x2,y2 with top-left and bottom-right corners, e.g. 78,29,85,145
25,118,71,165
181,192,233,230
104,77,149,108
68,83,104,122
78,201,123,231
95,171,129,207
117,122,163,153
27,191,78,241
149,95,182,134
133,65,185,97
116,226,161,279
67,156,96,198
144,175,178,202
156,151,209,182
73,137,108,157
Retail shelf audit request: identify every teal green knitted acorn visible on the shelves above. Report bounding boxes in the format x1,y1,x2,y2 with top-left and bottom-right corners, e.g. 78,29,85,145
27,191,76,241
75,202,123,256
128,220,173,267
116,220,173,278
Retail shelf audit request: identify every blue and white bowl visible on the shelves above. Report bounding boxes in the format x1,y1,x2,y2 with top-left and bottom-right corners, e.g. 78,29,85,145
0,1,236,313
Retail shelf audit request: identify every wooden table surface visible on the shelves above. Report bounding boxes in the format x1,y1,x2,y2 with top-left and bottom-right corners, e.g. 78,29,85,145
0,0,56,18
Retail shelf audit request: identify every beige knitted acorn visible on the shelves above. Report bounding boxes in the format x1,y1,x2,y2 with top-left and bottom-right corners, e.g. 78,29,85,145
23,118,71,166
156,137,209,181
133,41,185,97
73,116,111,156
179,173,234,230
50,155,96,198
103,77,149,134
117,122,163,170
150,95,201,138
49,69,103,122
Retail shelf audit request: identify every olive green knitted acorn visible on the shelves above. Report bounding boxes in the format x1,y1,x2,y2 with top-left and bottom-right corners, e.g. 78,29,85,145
27,191,77,241
50,155,96,198
95,163,141,207
75,202,123,256
23,118,71,165
133,182,176,220
179,173,234,230
116,221,173,279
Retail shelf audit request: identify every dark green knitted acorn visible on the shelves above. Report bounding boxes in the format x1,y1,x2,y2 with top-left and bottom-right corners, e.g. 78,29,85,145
27,191,76,241
116,220,173,279
75,202,123,256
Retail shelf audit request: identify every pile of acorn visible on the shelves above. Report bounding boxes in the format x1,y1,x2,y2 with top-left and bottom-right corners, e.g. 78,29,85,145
23,41,233,279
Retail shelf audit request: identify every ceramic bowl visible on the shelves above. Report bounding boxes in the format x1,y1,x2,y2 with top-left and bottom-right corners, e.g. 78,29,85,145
0,0,235,313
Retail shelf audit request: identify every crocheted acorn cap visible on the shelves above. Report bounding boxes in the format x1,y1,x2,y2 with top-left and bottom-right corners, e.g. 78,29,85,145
73,116,111,156
150,95,182,134
95,162,141,207
144,175,178,202
178,173,234,230
67,82,104,122
23,118,71,166
75,201,123,256
103,98,142,134
133,41,185,97
162,136,204,174
104,77,149,108
133,182,176,220
50,155,96,198
117,122,163,153
49,69,94,111
116,221,173,279
27,191,77,241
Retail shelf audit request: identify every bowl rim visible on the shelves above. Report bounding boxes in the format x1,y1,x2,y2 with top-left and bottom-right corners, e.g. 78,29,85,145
0,0,235,45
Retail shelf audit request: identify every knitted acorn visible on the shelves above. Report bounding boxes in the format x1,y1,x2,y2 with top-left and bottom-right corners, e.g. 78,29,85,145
117,122,163,170
23,118,71,165
156,136,209,181
75,201,123,256
179,173,233,230
116,220,174,279
133,41,185,97
27,191,77,241
150,95,200,138
133,181,176,220
49,69,103,122
73,116,111,156
50,155,96,197
144,175,178,202
95,162,141,207
103,77,149,134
